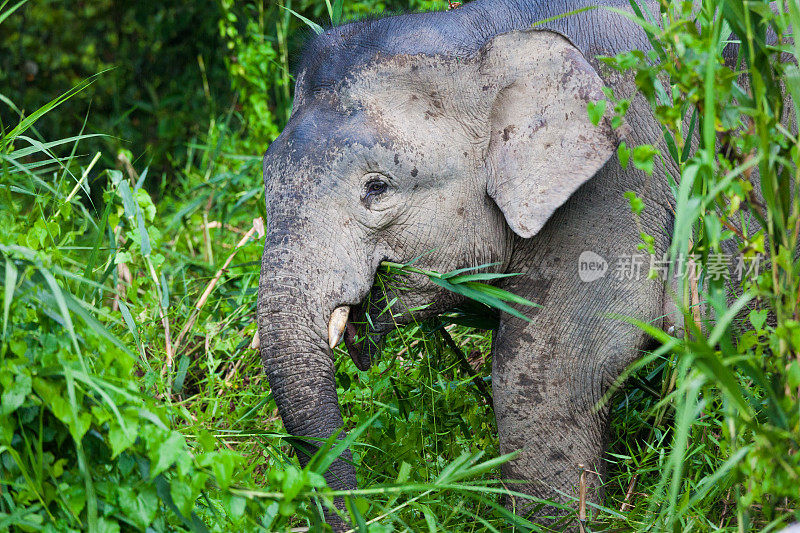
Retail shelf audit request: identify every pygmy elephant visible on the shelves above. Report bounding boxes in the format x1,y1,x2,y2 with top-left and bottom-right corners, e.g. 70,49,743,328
257,0,677,526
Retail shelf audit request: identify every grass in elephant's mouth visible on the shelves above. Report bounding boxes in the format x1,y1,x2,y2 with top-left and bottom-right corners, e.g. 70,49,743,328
376,258,539,321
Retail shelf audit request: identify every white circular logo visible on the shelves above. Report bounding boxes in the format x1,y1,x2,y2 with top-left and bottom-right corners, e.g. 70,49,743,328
578,251,608,282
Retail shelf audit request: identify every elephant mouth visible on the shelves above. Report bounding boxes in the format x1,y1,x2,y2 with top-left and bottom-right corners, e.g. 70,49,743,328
329,263,412,371
341,302,387,372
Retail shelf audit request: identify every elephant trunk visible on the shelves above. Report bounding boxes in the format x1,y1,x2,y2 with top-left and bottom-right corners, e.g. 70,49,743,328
256,250,357,493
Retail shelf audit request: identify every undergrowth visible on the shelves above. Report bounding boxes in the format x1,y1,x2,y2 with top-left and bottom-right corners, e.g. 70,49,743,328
1,0,799,531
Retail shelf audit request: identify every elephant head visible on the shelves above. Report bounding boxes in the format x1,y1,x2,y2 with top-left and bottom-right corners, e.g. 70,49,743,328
256,8,620,503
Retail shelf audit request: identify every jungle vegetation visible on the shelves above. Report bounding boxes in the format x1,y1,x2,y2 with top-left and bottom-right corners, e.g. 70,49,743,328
1,0,799,531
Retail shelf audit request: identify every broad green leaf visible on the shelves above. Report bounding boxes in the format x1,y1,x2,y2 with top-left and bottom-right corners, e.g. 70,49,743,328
222,493,247,521
624,190,645,215
117,485,158,530
748,308,768,331
62,483,87,519
0,371,30,415
96,518,121,533
170,480,196,519
108,419,137,459
198,450,240,491
33,378,71,425
632,144,658,175
149,431,186,479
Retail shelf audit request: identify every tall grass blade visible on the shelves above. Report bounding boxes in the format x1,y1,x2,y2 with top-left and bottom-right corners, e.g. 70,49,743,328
280,5,324,34
0,0,27,26
3,257,17,339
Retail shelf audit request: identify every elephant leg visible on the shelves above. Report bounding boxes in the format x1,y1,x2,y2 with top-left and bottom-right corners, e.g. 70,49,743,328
491,174,672,524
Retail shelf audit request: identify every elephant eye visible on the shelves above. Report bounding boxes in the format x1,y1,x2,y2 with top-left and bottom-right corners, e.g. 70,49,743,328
363,179,388,200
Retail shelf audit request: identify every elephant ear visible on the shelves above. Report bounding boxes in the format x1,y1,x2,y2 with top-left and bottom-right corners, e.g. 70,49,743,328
482,29,622,239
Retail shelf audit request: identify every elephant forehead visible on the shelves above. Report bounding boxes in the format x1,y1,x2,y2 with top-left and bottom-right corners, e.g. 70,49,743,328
263,113,402,205
265,111,376,174
277,106,381,151
336,54,489,150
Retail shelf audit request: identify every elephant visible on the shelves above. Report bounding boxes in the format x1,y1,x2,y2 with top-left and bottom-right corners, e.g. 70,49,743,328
256,0,687,527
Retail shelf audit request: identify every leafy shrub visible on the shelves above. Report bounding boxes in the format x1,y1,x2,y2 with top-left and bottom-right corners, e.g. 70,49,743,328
0,97,266,530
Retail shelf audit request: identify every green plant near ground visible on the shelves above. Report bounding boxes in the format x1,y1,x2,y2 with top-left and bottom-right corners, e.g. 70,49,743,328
0,128,525,532
6,1,537,531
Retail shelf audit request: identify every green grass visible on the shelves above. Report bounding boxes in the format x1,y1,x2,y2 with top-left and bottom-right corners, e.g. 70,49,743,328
2,0,800,531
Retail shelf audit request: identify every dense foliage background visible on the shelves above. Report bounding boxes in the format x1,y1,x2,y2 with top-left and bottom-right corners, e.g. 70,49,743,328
1,0,799,531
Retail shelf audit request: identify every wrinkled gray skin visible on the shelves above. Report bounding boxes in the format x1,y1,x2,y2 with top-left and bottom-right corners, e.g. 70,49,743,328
258,0,684,527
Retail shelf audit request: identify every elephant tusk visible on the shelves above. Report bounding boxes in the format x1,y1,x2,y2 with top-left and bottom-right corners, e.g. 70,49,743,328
327,305,350,349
